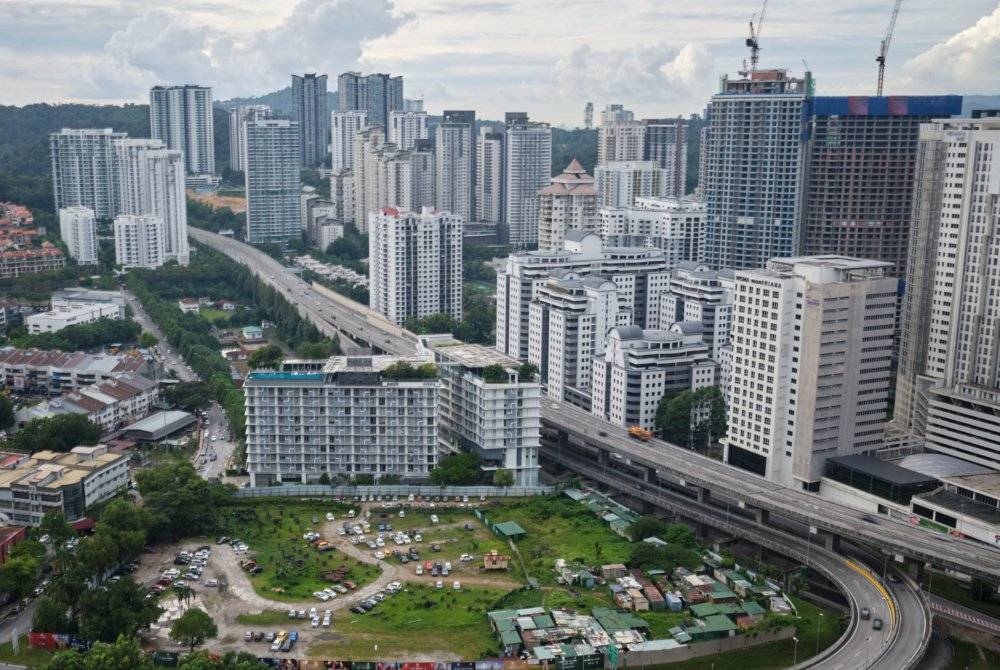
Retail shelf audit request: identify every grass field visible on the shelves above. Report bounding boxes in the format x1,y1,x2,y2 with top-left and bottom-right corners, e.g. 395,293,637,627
219,501,381,602
946,637,1000,669
308,583,506,659
199,307,231,323
486,497,632,585
0,636,57,668
922,572,1000,619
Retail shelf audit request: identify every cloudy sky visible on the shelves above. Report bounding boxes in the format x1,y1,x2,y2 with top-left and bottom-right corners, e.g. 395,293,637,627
2,0,1000,125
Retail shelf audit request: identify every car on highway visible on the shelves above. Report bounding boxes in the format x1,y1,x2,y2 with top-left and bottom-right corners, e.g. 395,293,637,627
872,618,883,630
860,607,871,620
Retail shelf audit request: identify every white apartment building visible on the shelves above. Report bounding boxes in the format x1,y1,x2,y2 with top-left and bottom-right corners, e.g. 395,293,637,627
352,126,434,233
49,128,126,219
388,110,428,150
436,115,475,223
245,119,302,243
595,161,668,208
148,84,215,176
331,110,368,171
894,116,1000,471
114,214,165,269
723,255,897,488
352,125,387,231
243,356,440,485
591,324,716,430
599,196,704,264
58,206,98,265
598,105,645,165
114,138,189,265
329,168,356,225
229,105,271,172
653,263,734,360
537,159,598,252
421,337,542,487
496,232,671,360
528,273,627,405
26,302,121,334
476,129,503,224
504,116,552,247
368,206,463,325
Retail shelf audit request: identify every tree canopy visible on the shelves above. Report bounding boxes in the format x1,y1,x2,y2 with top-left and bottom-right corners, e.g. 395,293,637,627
78,577,162,642
247,344,283,370
654,387,727,450
45,635,154,670
135,461,231,542
0,392,14,430
429,453,482,486
170,608,217,652
11,414,101,453
8,319,140,352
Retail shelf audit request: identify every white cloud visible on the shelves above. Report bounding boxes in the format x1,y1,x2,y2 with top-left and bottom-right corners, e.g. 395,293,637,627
550,42,714,105
900,3,1000,92
88,0,409,99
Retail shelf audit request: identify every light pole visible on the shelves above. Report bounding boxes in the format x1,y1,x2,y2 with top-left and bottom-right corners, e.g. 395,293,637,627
815,612,823,655
792,636,799,665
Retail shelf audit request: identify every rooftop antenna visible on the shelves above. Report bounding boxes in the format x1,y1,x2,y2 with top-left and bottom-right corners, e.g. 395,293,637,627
876,0,903,96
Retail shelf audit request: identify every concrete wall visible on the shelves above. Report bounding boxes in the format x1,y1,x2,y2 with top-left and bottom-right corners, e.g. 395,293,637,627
619,626,796,667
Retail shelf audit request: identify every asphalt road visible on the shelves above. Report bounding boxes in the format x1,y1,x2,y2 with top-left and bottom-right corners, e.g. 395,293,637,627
124,289,197,382
196,402,237,480
928,594,1000,635
0,599,38,647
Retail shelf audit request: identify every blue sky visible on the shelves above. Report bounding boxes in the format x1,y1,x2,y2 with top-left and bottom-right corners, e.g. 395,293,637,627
2,0,999,125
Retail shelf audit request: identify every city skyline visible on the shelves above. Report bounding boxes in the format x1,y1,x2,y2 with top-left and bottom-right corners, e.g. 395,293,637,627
3,1,999,125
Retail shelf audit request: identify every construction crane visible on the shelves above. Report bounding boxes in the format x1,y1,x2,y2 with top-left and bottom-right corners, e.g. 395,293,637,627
876,0,903,96
745,0,769,75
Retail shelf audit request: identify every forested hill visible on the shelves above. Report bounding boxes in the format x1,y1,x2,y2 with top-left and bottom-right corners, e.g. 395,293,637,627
217,87,338,115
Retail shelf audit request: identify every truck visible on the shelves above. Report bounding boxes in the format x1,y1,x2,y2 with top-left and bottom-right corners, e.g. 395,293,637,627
628,426,653,442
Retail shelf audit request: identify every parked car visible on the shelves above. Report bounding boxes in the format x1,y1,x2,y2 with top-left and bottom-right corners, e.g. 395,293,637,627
243,631,253,642
435,580,443,589
453,581,461,590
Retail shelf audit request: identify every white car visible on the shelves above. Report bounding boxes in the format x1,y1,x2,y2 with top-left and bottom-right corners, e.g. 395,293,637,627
322,616,331,627
309,607,317,618
313,591,330,601
453,581,461,590
435,580,443,589
325,513,335,521
311,616,320,628
460,553,473,562
288,609,297,619
204,579,219,587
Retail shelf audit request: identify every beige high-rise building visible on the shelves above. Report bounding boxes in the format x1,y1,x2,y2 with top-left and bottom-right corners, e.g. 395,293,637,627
537,159,597,251
598,105,645,166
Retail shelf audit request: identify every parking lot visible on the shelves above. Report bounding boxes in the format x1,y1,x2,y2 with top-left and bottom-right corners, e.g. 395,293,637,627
137,496,524,659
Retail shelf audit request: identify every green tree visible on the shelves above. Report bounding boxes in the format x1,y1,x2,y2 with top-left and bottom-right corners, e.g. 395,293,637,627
654,390,694,446
493,469,515,487
0,392,14,430
169,607,218,652
663,523,698,549
39,511,75,546
138,331,159,348
33,595,73,634
78,577,162,642
518,362,538,381
247,344,283,370
482,364,508,383
161,381,211,412
0,554,42,600
46,635,155,670
11,414,102,453
628,515,668,543
429,453,482,486
318,472,331,485
135,461,231,542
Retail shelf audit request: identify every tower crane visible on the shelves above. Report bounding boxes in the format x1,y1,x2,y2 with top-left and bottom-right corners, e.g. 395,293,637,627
876,0,903,96
745,0,769,75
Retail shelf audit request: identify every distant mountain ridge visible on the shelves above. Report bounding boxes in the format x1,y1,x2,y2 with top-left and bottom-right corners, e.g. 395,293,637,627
217,87,338,115
962,95,1000,115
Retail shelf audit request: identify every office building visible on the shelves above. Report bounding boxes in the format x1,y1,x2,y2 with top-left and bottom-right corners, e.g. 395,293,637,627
243,356,439,486
337,72,403,128
599,196,703,265
113,214,165,269
496,232,671,360
388,110,428,150
331,110,368,171
291,73,329,167
801,96,962,275
27,302,121,334
653,263,735,360
476,129,503,224
595,161,668,208
0,446,129,526
723,256,897,487
421,337,542,487
528,273,626,405
58,206,98,265
368,206,463,325
642,119,687,197
536,159,597,253
148,85,215,176
591,324,715,431
702,70,812,270
598,105,645,165
244,119,302,243
49,128,126,218
114,139,189,265
436,111,476,223
228,105,271,172
504,114,552,247
893,116,1000,471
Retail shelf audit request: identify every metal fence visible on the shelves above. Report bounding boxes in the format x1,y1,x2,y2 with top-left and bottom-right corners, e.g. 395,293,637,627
233,484,553,499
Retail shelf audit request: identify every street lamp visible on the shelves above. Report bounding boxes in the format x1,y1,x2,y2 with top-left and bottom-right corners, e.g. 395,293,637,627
792,636,799,665
815,612,824,655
